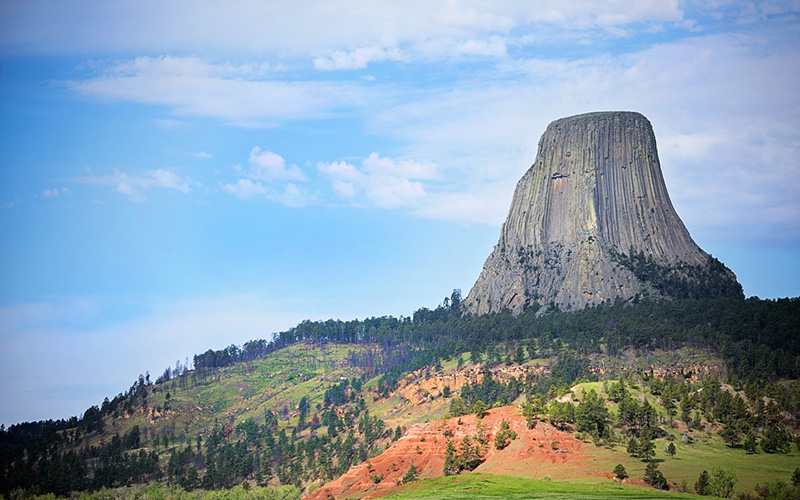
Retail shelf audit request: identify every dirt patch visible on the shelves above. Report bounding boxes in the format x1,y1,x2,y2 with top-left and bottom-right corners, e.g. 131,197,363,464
304,406,593,500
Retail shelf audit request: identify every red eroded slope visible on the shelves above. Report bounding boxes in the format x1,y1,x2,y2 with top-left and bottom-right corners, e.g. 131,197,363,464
305,406,592,500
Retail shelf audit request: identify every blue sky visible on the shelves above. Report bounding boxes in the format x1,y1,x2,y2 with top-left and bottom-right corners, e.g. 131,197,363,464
1,1,799,426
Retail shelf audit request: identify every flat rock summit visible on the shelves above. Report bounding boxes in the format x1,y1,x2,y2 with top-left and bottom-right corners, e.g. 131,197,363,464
464,111,741,315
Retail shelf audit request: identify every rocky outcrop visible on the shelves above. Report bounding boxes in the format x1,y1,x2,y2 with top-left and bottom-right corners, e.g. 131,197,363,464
464,111,741,315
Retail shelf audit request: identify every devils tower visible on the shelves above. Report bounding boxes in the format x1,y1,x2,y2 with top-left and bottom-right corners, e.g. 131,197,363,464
464,111,741,315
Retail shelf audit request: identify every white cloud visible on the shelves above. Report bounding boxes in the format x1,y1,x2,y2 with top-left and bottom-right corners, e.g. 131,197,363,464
318,153,436,209
75,168,192,201
314,46,405,70
1,0,693,57
362,152,436,180
223,148,311,207
196,151,212,159
67,58,373,126
415,35,508,59
106,55,270,78
247,147,307,182
272,183,309,208
410,181,515,225
222,179,267,200
456,36,507,57
531,0,683,29
41,187,71,198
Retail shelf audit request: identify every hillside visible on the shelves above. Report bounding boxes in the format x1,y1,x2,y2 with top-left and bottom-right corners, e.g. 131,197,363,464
2,296,800,499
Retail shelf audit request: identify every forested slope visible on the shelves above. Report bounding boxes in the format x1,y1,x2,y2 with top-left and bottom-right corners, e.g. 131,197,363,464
1,294,799,499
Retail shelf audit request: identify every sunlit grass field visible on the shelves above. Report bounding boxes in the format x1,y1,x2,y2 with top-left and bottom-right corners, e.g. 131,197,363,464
382,474,703,499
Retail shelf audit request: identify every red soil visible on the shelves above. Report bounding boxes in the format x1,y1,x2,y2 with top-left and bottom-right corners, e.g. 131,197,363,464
305,405,592,500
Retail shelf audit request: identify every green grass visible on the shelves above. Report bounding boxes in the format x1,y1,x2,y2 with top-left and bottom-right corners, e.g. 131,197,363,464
381,474,703,499
578,422,800,494
89,341,374,447
654,433,800,492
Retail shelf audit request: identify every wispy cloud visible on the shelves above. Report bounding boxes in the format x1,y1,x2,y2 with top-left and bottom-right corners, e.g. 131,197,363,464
66,58,373,127
42,187,70,198
75,168,192,201
2,0,693,57
222,178,267,200
314,46,406,70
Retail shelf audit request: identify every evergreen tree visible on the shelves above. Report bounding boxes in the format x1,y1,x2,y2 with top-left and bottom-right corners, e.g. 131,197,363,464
574,389,608,439
626,436,638,457
708,468,736,498
472,400,488,419
720,422,743,447
695,470,710,496
401,463,418,484
644,461,667,490
637,436,655,462
449,397,469,417
613,464,628,484
743,430,758,454
443,441,459,476
459,435,483,471
521,402,537,429
493,419,517,450
548,401,574,430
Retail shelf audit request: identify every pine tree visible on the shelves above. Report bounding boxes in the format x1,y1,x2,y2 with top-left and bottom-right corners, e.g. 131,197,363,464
613,464,628,484
472,400,488,419
644,461,667,490
627,436,638,457
743,430,758,454
493,419,517,450
695,470,710,495
638,436,655,462
708,468,736,498
443,441,459,476
401,463,418,484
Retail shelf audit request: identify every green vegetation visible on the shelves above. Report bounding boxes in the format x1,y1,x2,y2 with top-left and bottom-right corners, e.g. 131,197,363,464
0,342,394,494
613,464,628,483
1,291,799,499
443,435,485,476
400,463,419,484
6,483,301,500
493,419,517,450
382,474,703,499
609,250,743,301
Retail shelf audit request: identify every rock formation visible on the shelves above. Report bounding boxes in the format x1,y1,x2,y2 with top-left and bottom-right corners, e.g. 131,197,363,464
464,111,741,315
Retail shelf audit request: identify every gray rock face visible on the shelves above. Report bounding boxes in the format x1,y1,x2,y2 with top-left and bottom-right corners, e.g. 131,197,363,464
464,111,741,315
